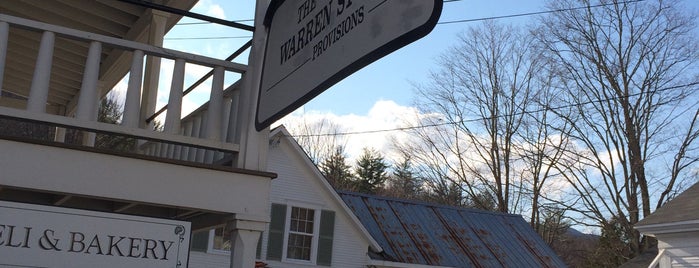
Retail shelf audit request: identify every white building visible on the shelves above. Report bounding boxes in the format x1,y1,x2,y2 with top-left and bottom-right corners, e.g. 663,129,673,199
635,182,699,267
190,126,381,268
0,1,271,267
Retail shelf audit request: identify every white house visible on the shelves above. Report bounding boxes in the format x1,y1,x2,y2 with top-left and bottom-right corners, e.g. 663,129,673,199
189,126,567,268
0,1,272,267
635,182,699,267
189,126,382,268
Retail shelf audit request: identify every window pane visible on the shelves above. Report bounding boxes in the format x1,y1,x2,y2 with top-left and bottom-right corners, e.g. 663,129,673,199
291,207,299,219
290,218,300,232
306,210,315,233
214,226,231,251
287,233,312,260
289,207,314,235
287,206,315,261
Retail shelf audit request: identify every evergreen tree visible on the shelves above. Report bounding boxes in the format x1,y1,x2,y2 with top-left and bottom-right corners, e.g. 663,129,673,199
353,148,389,194
319,145,353,190
386,156,422,199
94,94,135,152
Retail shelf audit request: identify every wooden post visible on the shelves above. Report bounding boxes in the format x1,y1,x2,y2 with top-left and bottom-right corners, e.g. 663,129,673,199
122,50,144,128
164,59,185,134
27,31,55,113
163,59,185,158
228,219,266,268
230,0,270,267
76,41,102,146
234,1,270,170
0,21,9,96
205,66,224,163
139,10,168,129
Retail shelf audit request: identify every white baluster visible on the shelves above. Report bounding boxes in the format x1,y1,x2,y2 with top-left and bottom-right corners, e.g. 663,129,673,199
180,120,193,160
206,67,224,140
76,41,102,147
162,59,185,158
226,90,240,143
122,50,144,128
0,21,9,96
188,115,202,162
164,59,185,134
196,112,208,163
27,31,55,113
222,97,232,142
205,67,224,163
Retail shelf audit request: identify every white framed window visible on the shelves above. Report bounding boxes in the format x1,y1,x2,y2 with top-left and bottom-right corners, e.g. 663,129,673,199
282,205,321,264
199,226,262,258
209,226,231,253
267,203,335,266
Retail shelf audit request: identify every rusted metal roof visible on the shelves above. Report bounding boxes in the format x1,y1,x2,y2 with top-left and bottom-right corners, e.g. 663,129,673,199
338,191,567,268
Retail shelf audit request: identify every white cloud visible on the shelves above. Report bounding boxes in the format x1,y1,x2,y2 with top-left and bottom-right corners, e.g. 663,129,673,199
276,100,424,161
193,0,226,19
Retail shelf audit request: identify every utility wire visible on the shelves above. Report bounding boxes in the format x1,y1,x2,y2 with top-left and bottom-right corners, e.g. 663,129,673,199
177,19,254,25
438,0,645,25
166,36,251,40
288,81,699,138
166,0,645,40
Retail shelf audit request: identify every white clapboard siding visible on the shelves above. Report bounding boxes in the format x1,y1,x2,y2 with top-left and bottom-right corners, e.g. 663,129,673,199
263,138,370,268
190,132,372,268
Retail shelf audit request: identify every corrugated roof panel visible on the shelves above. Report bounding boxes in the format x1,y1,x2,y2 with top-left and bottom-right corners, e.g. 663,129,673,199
457,210,520,265
363,197,427,264
338,191,566,268
435,207,503,267
505,217,567,268
341,193,397,259
388,201,476,267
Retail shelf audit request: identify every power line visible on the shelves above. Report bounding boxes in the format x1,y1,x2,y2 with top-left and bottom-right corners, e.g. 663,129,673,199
172,0,463,26
437,0,645,25
165,0,646,41
165,36,251,40
177,19,254,25
288,81,699,138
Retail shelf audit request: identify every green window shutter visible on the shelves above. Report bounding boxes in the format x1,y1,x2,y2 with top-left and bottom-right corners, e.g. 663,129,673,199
316,210,335,266
267,204,287,261
190,230,209,252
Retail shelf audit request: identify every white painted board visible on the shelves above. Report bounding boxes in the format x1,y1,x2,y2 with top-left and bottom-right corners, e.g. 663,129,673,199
0,201,191,268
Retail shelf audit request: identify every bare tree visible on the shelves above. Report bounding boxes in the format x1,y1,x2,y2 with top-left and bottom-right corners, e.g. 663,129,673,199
286,117,347,165
537,0,699,261
396,21,560,215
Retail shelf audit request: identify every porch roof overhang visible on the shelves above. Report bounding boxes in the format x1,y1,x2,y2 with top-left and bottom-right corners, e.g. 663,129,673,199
0,0,197,111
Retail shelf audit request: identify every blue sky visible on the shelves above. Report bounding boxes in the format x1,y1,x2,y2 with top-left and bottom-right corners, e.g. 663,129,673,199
163,0,548,114
305,0,548,114
157,0,552,158
157,0,699,162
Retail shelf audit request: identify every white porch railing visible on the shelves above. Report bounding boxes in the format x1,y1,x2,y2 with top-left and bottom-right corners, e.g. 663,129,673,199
0,13,249,167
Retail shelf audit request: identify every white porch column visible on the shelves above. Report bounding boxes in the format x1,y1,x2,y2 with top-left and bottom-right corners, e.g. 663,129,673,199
228,219,266,268
235,0,270,170
139,10,169,129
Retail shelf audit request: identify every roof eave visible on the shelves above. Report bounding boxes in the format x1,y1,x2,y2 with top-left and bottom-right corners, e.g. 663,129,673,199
636,219,699,236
